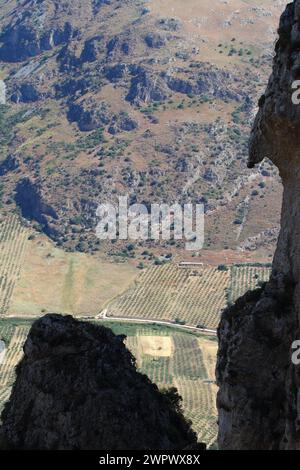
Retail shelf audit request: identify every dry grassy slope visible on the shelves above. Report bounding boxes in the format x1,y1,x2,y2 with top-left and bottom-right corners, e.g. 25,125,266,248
149,0,283,51
0,214,138,318
7,232,138,317
0,0,284,260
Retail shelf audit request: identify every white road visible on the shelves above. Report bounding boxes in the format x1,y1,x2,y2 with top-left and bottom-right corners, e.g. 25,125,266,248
96,309,217,336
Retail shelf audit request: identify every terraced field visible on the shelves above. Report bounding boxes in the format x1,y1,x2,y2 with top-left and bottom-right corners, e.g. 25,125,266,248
0,216,29,315
106,263,272,329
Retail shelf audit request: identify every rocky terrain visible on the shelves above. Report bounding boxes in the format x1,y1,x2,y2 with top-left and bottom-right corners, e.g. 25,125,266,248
0,314,202,450
217,0,300,450
0,0,284,260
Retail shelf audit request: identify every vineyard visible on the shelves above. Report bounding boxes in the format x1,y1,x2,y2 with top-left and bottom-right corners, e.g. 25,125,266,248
0,215,29,315
125,328,218,447
0,323,29,419
107,264,229,329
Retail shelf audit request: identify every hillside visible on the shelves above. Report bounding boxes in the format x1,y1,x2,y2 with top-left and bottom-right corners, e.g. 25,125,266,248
0,0,284,261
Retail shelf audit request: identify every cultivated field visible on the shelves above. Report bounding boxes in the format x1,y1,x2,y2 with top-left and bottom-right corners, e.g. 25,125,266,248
106,264,229,329
125,326,218,447
0,215,29,315
106,263,271,329
0,214,272,324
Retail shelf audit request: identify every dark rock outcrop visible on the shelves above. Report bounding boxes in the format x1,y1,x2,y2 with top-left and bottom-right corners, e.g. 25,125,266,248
164,68,243,101
15,178,58,237
106,32,136,57
126,68,169,105
93,0,112,15
217,283,296,450
157,18,182,32
67,99,111,132
0,19,74,63
113,63,244,108
55,78,90,99
0,314,202,450
217,0,300,450
105,63,128,81
203,167,217,183
65,78,139,133
0,154,20,176
144,33,167,49
80,36,104,63
57,45,81,73
11,83,40,103
108,111,138,135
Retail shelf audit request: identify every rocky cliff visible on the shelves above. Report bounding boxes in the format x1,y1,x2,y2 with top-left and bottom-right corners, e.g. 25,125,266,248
217,0,300,450
0,314,202,450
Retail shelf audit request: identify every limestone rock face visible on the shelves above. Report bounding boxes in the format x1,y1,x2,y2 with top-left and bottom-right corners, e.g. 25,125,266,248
217,0,300,450
0,315,201,450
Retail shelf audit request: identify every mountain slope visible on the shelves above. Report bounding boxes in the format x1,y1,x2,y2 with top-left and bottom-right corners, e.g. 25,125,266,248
0,0,284,259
